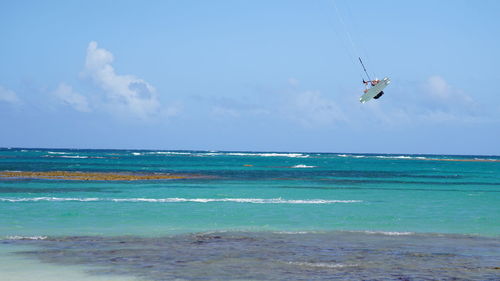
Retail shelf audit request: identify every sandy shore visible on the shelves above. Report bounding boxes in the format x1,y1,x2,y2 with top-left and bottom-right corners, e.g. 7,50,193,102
0,171,196,181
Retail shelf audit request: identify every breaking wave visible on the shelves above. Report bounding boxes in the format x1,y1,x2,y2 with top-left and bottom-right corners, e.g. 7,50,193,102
47,151,70,155
347,230,414,236
42,155,89,159
287,261,359,269
0,197,361,204
375,155,428,160
291,164,316,168
147,151,193,155
126,151,310,158
197,152,310,158
4,235,47,240
338,154,429,160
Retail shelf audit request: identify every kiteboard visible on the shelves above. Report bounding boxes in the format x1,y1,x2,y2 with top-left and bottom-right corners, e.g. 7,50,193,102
359,77,391,103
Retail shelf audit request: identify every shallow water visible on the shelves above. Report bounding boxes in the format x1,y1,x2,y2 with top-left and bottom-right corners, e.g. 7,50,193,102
4,231,500,280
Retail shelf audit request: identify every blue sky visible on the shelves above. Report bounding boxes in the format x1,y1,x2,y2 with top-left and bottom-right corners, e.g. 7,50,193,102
1,0,499,155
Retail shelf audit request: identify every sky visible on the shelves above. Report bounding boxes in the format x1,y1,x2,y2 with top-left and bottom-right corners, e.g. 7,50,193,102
1,0,499,155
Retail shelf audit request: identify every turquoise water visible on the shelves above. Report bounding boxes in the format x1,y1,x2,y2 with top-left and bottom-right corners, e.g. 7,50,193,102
1,148,499,237
1,148,499,280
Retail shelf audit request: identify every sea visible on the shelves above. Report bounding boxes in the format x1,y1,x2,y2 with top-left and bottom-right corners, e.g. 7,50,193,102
0,148,499,280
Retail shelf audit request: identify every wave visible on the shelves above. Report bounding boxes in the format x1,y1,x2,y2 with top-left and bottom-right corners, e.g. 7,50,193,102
42,155,89,159
0,197,362,204
291,164,316,168
47,151,70,155
347,230,414,236
375,155,428,160
0,197,100,202
229,153,309,158
338,154,429,160
196,152,310,158
287,262,359,269
128,151,310,158
337,154,366,158
273,231,320,234
60,155,88,159
4,235,47,240
147,151,193,155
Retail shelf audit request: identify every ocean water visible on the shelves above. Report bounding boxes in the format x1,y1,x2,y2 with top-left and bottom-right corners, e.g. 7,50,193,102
1,148,499,280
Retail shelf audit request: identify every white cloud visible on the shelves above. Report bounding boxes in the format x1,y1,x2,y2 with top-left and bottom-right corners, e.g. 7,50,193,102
359,75,486,125
0,86,21,105
424,75,474,106
83,41,161,119
426,75,451,99
53,83,91,112
286,90,346,127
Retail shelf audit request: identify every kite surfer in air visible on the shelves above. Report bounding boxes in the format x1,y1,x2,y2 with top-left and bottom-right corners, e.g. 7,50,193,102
363,79,384,99
332,1,391,103
358,57,390,103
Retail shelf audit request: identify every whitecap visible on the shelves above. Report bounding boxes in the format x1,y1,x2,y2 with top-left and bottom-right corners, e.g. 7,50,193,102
375,155,429,160
196,152,309,158
351,230,414,236
291,164,316,168
59,155,88,159
287,262,358,269
0,197,100,202
147,151,192,155
48,151,70,155
1,197,362,204
111,198,361,204
5,235,47,240
272,231,317,234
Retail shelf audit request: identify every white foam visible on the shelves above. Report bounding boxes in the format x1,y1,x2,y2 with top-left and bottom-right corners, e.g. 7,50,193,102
147,151,192,155
131,152,142,156
287,261,358,269
59,155,88,159
376,155,412,159
375,155,430,160
1,197,361,204
273,231,316,234
196,152,310,158
291,164,316,168
42,155,88,159
47,151,70,155
0,197,100,202
5,236,47,240
112,198,361,204
352,230,414,236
